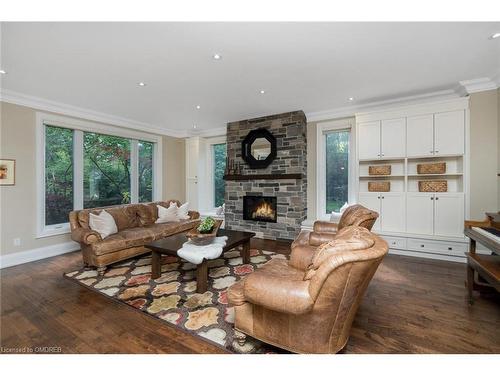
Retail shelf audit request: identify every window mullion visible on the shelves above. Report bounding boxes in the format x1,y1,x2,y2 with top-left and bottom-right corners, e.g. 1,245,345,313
74,130,84,210
131,140,139,203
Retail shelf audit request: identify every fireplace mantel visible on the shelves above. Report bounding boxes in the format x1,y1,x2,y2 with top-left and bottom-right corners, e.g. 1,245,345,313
223,173,302,181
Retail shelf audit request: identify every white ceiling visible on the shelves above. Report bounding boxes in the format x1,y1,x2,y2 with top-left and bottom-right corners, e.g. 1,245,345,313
1,22,499,135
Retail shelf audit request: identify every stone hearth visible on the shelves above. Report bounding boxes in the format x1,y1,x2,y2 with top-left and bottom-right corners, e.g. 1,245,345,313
224,111,307,240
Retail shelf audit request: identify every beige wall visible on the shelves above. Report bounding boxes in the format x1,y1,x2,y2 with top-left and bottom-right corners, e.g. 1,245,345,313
306,122,317,221
0,102,185,256
469,89,499,220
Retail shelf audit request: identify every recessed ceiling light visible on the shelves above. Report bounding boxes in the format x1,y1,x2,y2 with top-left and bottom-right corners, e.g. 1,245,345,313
0,69,6,74
138,82,146,87
213,54,222,60
193,125,197,129
489,33,500,39
196,105,201,110
348,97,354,101
260,90,265,94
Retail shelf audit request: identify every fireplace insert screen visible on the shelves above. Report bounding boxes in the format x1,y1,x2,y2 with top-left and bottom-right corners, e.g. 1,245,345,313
243,195,277,223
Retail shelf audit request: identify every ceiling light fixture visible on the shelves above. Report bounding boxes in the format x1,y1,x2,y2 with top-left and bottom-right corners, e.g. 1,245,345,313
196,105,201,109
193,125,197,129
260,90,265,94
213,54,222,60
348,97,354,101
138,82,146,87
489,33,500,39
0,69,6,74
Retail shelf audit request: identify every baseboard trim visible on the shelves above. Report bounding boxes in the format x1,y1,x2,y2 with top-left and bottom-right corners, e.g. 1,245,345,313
0,241,80,269
388,248,466,263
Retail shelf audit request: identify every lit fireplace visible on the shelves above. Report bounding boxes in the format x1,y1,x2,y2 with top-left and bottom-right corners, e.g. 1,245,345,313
243,195,277,223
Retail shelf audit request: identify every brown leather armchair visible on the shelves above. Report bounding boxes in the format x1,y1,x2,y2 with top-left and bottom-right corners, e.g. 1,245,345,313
227,226,388,354
290,204,379,270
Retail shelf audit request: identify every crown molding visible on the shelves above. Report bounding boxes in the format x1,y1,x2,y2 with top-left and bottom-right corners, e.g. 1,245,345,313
458,77,499,94
305,89,459,123
0,89,188,138
189,126,227,138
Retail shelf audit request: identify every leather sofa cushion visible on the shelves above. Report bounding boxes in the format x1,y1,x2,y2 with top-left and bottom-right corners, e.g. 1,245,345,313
91,219,197,255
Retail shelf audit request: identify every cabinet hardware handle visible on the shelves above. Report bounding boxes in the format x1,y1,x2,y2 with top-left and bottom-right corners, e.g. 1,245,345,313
448,247,452,250
420,244,425,247
377,196,380,199
431,197,434,200
381,153,385,156
382,196,385,199
435,150,439,153
435,197,439,200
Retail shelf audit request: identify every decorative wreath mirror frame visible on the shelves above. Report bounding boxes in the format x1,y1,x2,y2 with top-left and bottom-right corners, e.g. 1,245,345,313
241,128,277,169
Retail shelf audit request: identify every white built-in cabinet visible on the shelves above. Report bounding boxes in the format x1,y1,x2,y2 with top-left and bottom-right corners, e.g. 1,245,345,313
355,98,469,261
185,137,199,210
407,110,464,157
358,118,406,159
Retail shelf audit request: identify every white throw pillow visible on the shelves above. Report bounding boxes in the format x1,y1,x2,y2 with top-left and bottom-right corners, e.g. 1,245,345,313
177,202,190,220
156,202,179,223
89,210,118,239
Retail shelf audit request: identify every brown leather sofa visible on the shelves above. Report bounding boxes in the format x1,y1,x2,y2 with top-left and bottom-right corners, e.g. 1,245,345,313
227,226,388,353
290,204,379,270
69,200,200,274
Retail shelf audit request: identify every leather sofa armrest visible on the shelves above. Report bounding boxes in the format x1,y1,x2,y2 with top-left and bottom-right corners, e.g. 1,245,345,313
309,231,337,247
188,210,200,220
71,227,102,245
291,230,311,248
313,220,338,233
289,244,316,271
244,273,314,315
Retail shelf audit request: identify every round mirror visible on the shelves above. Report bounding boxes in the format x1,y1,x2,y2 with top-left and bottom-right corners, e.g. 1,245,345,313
251,137,272,160
241,128,277,169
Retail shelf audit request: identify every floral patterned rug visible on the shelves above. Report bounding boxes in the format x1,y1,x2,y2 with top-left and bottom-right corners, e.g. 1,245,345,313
64,247,289,353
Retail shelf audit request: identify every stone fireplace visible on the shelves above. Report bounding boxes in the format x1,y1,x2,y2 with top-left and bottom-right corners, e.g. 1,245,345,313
224,111,307,241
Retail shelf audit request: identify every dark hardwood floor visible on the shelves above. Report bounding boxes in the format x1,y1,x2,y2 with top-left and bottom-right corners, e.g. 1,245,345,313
1,238,499,354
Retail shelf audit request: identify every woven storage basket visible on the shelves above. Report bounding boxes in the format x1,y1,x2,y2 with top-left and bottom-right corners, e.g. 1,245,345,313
368,181,390,192
418,180,447,192
369,165,391,175
417,162,446,174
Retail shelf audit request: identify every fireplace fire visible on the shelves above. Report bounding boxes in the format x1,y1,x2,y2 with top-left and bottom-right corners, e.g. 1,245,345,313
243,195,277,223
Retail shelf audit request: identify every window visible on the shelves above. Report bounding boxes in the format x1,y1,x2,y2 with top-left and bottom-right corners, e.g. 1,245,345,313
317,119,355,220
45,125,74,225
37,113,161,237
212,143,227,208
84,133,131,208
325,130,350,213
138,141,154,203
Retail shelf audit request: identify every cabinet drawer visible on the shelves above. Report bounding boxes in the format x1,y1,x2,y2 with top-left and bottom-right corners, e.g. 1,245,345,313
407,238,467,255
382,236,407,250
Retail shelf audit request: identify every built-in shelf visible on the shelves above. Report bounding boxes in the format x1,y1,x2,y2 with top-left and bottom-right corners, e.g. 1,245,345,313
223,173,302,181
407,173,463,177
359,175,405,178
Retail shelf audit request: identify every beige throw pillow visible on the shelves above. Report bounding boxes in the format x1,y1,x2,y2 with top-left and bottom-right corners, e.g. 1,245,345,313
89,210,118,239
156,202,179,223
177,202,190,220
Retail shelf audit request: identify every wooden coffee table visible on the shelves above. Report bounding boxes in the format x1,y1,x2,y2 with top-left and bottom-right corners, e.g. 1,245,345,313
146,229,255,293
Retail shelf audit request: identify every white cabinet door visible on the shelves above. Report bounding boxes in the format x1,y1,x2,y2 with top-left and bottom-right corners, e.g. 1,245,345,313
380,193,405,233
406,114,434,157
358,193,381,231
185,137,199,179
406,193,434,235
434,110,464,155
186,179,198,210
434,193,464,237
358,121,381,160
381,118,406,158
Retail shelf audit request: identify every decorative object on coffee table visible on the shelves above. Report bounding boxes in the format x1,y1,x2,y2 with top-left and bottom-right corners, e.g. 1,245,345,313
0,159,15,186
369,165,391,175
186,217,222,245
417,162,446,174
146,228,255,293
419,180,448,192
368,181,390,192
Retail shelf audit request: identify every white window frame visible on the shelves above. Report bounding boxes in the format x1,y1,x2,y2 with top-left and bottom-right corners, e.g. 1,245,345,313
316,118,356,221
205,136,227,211
36,112,163,238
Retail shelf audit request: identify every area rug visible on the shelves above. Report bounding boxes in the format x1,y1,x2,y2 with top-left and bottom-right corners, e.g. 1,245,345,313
64,248,288,353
